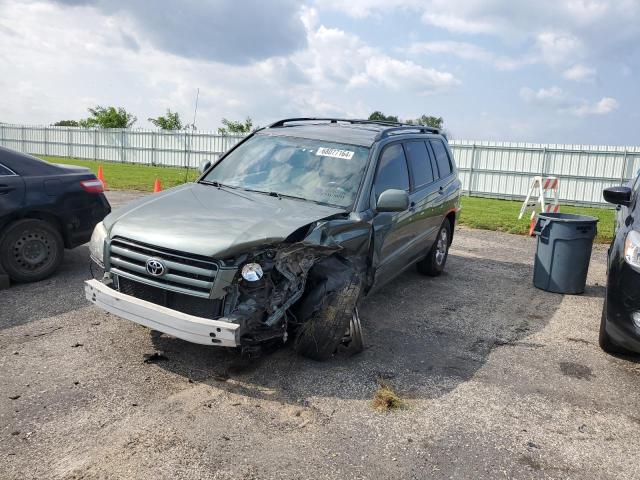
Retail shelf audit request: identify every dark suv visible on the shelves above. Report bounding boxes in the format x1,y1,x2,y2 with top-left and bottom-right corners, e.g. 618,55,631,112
85,118,462,360
601,173,640,355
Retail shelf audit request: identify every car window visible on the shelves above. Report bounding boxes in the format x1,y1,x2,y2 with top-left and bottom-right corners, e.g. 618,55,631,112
404,140,434,188
430,139,452,178
374,144,409,197
0,163,16,176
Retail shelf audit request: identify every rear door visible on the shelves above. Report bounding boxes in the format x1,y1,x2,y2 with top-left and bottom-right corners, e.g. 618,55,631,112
371,142,414,285
0,162,25,219
427,138,457,226
403,139,441,257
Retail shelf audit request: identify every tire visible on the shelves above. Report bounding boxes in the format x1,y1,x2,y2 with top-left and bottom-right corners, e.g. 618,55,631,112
294,281,360,361
417,219,451,277
599,296,630,355
0,219,64,283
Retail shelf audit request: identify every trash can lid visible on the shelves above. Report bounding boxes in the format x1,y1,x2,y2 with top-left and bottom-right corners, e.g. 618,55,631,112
538,212,598,223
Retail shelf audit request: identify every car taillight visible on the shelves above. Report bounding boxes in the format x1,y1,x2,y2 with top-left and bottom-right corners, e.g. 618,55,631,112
80,179,104,193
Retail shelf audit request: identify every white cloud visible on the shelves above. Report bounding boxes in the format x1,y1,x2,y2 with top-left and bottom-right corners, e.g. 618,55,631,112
562,64,597,82
521,86,619,116
420,12,497,35
520,86,568,106
407,41,535,71
363,57,460,92
535,31,584,67
569,97,619,116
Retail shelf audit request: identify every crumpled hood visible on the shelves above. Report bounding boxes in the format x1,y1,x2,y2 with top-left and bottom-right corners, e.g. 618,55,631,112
104,183,345,258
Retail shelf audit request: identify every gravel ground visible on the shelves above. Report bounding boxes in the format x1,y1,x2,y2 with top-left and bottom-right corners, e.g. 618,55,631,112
1,190,639,479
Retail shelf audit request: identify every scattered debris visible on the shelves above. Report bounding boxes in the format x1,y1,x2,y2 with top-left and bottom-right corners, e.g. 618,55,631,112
371,378,405,412
71,342,83,348
578,424,588,433
32,326,63,337
9,395,20,400
527,441,541,450
13,351,18,355
143,352,168,364
231,402,241,406
222,435,230,441
213,372,230,382
73,381,79,386
567,337,591,346
10,431,20,436
131,403,138,407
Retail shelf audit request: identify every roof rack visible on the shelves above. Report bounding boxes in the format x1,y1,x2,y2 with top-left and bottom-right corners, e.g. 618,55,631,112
267,117,441,137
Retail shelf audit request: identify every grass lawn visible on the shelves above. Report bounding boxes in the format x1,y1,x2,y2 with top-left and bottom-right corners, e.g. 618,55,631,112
40,156,199,191
40,156,615,243
459,196,615,244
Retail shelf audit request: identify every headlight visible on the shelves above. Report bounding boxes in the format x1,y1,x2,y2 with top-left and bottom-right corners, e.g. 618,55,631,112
89,222,107,266
624,230,640,271
241,263,263,281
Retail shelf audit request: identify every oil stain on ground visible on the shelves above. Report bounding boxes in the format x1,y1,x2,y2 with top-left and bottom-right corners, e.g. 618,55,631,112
559,361,595,380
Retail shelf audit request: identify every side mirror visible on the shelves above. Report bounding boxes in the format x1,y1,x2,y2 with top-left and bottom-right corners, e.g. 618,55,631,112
377,189,409,212
603,186,632,207
199,160,212,174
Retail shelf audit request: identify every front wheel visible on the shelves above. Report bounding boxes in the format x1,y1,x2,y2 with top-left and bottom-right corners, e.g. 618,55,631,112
0,219,64,283
417,220,451,277
294,281,360,361
599,296,630,355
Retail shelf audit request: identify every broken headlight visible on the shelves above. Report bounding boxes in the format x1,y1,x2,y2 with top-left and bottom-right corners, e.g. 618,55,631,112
89,221,107,266
625,230,640,272
241,263,264,282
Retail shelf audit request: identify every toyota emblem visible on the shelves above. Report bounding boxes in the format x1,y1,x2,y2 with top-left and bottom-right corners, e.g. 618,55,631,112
145,258,166,277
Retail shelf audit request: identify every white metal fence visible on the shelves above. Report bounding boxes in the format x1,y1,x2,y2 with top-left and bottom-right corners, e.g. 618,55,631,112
1,124,638,206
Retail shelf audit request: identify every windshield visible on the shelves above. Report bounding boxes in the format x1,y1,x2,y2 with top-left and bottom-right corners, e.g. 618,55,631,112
202,135,370,208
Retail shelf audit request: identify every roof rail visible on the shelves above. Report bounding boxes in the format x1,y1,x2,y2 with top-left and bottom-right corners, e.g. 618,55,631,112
268,117,442,135
375,125,441,140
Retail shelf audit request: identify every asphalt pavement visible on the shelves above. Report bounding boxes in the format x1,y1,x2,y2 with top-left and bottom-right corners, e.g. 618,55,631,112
1,190,639,479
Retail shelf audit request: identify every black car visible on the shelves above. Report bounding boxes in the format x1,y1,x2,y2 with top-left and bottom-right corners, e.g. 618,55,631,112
0,147,110,284
601,174,640,355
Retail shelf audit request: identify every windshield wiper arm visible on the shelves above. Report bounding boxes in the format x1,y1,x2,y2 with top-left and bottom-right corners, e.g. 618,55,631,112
242,188,309,202
199,180,237,189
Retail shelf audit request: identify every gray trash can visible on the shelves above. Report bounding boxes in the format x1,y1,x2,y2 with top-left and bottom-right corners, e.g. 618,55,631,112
532,212,598,294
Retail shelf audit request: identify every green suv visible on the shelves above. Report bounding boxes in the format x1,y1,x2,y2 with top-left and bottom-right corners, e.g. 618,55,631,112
85,118,462,360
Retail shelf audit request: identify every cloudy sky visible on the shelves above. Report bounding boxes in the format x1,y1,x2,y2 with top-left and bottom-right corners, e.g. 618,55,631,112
0,0,638,144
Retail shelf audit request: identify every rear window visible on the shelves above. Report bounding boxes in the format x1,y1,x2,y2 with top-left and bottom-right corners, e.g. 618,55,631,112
374,143,409,196
430,139,453,178
404,140,434,188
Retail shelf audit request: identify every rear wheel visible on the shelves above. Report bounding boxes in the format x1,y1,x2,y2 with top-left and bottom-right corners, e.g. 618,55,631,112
0,219,64,283
417,219,451,277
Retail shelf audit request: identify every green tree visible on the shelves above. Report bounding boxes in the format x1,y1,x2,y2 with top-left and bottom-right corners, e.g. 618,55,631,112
406,115,443,129
79,106,137,129
368,111,399,123
217,117,254,135
148,109,183,130
53,120,79,127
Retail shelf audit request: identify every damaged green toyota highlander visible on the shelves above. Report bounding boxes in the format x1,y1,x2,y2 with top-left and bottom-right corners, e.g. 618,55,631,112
85,118,461,360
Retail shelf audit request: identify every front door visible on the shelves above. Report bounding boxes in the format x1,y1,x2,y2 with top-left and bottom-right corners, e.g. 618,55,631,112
371,142,414,286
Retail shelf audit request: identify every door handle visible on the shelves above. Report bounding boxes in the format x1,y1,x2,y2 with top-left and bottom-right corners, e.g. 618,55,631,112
409,201,416,211
0,185,14,195
438,186,445,195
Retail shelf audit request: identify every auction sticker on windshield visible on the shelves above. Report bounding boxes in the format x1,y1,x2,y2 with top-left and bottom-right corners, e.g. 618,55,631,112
316,147,354,160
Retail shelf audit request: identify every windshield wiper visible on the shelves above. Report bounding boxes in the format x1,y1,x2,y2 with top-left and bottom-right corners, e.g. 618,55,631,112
241,188,308,202
199,180,237,189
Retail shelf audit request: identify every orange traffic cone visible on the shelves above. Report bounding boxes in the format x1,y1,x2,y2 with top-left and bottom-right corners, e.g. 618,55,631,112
96,165,108,190
153,178,162,193
528,216,537,237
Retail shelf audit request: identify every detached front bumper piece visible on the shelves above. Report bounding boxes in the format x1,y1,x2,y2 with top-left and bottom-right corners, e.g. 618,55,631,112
84,279,240,347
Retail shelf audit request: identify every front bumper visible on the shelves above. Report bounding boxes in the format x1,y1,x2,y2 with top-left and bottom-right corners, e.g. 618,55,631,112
84,279,240,347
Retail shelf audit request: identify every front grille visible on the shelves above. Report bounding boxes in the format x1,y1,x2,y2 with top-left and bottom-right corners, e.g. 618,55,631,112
107,237,218,298
118,277,223,320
